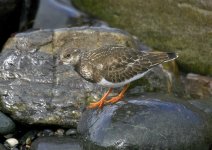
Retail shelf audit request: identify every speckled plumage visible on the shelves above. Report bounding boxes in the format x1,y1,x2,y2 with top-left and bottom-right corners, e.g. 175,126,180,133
60,45,177,87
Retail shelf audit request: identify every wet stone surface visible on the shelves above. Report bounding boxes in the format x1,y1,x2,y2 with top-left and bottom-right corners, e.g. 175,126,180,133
78,97,211,150
0,143,7,150
30,136,83,150
0,27,142,127
0,111,15,135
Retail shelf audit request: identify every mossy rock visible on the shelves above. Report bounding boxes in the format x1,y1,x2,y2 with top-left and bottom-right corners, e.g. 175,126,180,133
73,0,212,76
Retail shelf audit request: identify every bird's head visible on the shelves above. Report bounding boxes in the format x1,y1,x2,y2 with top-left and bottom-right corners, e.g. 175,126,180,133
60,48,81,66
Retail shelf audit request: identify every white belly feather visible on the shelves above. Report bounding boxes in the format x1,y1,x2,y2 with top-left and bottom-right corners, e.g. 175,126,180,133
97,70,150,88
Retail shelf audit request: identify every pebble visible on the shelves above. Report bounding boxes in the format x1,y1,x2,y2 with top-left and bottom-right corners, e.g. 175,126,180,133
54,129,65,136
5,138,19,148
65,129,77,136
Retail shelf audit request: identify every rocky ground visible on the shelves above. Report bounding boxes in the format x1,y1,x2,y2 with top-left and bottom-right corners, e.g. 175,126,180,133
0,0,211,150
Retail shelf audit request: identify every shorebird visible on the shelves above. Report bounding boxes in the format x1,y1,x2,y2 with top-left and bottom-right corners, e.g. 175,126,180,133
60,45,177,109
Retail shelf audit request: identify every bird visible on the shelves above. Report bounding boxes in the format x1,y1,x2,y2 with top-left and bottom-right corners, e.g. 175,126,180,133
60,45,178,109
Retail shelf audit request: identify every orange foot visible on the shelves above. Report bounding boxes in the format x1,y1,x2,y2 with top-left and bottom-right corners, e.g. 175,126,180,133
106,84,130,104
87,88,113,109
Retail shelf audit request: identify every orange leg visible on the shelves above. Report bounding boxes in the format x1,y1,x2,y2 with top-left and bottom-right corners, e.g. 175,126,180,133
106,84,130,104
87,88,113,109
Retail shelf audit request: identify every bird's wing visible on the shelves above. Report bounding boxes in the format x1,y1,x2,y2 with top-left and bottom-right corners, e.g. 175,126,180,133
101,49,151,83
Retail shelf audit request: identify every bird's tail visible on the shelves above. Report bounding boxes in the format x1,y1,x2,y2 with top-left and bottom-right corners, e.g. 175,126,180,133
166,52,178,62
144,51,178,67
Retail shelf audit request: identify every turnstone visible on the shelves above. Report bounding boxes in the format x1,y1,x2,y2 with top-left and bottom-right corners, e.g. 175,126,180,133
60,45,177,109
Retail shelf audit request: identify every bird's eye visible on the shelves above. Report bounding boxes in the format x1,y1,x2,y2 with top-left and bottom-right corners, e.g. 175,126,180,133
64,54,71,58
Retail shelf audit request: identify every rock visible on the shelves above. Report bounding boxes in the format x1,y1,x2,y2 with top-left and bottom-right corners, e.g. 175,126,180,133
5,138,19,148
78,95,211,150
33,0,84,29
0,112,15,135
185,73,212,99
129,64,181,95
0,27,147,127
54,129,65,136
189,100,212,115
19,130,38,146
30,136,83,150
73,0,212,75
0,144,7,150
65,129,77,136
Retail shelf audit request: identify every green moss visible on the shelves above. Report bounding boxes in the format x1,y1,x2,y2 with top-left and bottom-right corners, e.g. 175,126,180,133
73,0,212,75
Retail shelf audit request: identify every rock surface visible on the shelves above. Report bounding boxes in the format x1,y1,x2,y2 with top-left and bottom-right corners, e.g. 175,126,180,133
73,0,212,75
185,73,212,99
0,143,7,150
78,96,211,150
0,27,154,127
0,111,15,135
30,137,83,150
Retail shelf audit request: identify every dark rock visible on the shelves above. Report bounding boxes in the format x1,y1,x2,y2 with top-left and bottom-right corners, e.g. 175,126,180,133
0,143,7,150
37,129,54,137
0,27,145,127
19,130,38,146
0,112,15,135
78,96,211,150
30,136,83,150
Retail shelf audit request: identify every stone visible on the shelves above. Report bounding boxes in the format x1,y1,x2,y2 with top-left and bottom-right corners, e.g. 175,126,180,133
0,112,15,135
0,143,7,150
33,0,84,29
73,0,212,75
5,138,19,148
30,136,83,150
185,73,212,99
78,95,211,150
0,27,147,127
65,129,77,136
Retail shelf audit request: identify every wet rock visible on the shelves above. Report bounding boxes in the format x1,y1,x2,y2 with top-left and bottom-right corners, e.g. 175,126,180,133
0,144,7,150
33,0,84,29
30,136,83,150
189,100,212,115
73,0,212,75
0,27,143,127
185,73,212,99
19,130,38,146
78,96,211,150
0,112,15,135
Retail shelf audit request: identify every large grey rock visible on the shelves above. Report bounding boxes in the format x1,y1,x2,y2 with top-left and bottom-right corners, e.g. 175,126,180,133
0,27,143,127
0,111,15,135
78,96,211,150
